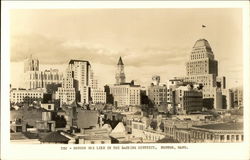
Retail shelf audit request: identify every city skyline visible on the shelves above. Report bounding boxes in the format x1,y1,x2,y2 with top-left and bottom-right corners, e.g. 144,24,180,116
10,8,242,88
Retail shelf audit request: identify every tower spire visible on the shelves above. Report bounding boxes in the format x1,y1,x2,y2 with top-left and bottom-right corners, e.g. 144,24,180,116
115,57,126,84
117,56,124,65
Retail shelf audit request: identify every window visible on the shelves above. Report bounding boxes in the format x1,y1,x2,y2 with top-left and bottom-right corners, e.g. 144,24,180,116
220,135,224,141
48,105,51,110
91,141,95,144
101,141,105,144
236,135,239,141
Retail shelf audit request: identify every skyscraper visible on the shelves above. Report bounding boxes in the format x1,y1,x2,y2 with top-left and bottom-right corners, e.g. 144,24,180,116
115,57,126,84
182,38,228,110
55,67,76,105
68,60,91,104
23,55,63,89
186,39,219,98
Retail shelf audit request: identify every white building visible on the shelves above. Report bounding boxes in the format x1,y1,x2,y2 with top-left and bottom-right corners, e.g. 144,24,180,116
68,60,91,104
24,56,63,89
55,68,76,106
110,83,141,107
10,88,45,104
91,88,106,104
110,57,141,107
41,103,55,111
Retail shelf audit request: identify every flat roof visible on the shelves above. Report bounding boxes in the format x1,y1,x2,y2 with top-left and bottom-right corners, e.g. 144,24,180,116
79,135,111,140
193,122,243,130
69,59,90,65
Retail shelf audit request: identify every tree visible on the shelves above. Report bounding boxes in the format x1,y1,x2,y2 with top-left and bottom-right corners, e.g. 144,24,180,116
150,121,158,130
46,83,62,94
159,122,164,132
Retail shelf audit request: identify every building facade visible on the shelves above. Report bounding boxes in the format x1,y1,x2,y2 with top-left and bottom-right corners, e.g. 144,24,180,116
232,86,243,107
186,39,218,94
24,56,63,89
110,57,141,107
148,76,168,106
10,88,44,104
55,68,76,105
185,39,218,98
190,123,243,143
174,85,203,114
183,39,227,110
67,60,92,104
110,84,141,107
91,88,106,104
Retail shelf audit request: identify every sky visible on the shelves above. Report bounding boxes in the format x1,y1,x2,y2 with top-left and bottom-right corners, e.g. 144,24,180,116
10,8,243,89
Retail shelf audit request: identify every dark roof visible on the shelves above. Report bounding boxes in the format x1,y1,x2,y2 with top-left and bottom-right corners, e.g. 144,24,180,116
193,122,243,130
117,57,124,65
40,131,70,143
117,83,140,87
156,137,179,143
69,59,90,65
77,110,99,129
10,133,28,140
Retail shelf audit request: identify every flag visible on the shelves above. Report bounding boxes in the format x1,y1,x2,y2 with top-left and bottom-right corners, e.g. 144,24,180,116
202,25,206,28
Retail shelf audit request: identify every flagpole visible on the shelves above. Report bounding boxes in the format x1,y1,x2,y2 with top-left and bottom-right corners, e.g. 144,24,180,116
201,24,206,39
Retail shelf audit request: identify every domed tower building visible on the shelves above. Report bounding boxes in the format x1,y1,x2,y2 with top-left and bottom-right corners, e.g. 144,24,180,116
115,57,126,84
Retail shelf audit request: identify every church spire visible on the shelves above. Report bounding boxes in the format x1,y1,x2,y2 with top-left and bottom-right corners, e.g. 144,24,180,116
117,56,124,65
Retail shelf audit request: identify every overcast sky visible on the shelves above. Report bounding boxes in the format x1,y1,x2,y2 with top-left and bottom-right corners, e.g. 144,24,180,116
10,8,243,88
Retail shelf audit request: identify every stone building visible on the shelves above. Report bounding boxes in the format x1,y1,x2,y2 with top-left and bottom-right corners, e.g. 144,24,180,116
174,85,203,114
110,57,141,107
10,88,45,104
148,76,168,106
24,56,63,89
55,68,76,105
182,39,227,109
68,60,92,104
110,83,141,107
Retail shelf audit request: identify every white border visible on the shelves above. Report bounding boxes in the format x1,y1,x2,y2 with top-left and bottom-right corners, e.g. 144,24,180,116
1,1,249,160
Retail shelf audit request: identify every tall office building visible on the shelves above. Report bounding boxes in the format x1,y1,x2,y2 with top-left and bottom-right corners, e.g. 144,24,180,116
182,39,227,110
23,56,63,89
68,60,91,104
115,57,126,84
186,39,218,98
55,67,76,105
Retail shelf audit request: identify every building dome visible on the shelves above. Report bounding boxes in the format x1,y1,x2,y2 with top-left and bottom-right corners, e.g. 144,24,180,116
193,39,212,49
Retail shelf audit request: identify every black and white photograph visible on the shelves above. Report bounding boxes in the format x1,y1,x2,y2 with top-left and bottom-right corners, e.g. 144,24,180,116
1,1,249,160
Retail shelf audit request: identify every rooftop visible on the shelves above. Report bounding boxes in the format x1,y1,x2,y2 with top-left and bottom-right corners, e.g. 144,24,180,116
193,39,212,49
77,110,99,129
193,122,243,130
79,135,111,140
39,131,70,143
10,133,28,140
69,59,90,65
